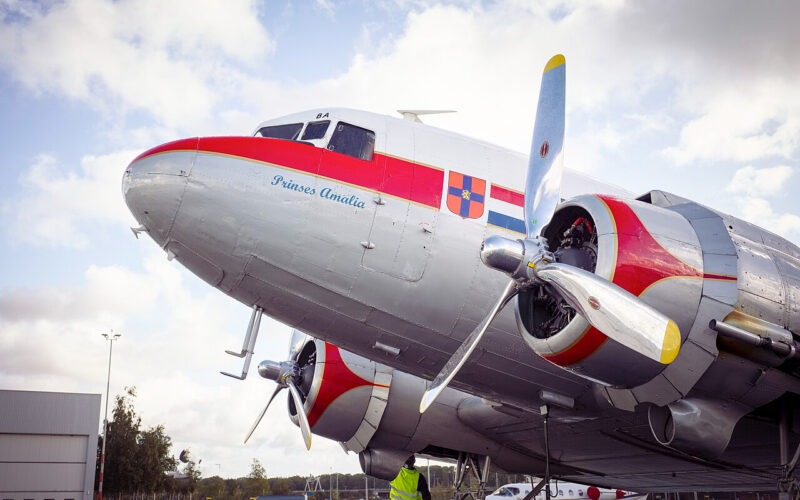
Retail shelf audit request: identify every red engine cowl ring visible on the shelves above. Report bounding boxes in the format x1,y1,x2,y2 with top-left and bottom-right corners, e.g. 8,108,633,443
516,194,705,387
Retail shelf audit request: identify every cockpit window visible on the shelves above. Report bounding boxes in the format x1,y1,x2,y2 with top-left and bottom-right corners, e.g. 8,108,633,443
256,123,303,140
301,120,330,140
327,122,375,161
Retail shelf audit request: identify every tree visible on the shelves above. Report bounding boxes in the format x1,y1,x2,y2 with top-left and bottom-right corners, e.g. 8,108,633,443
271,477,291,495
249,458,267,479
182,458,201,491
244,458,269,497
97,386,178,494
196,475,225,498
104,387,142,491
137,424,177,491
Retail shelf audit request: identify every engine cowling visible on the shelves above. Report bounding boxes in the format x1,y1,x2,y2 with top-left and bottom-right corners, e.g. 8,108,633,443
284,337,547,478
516,194,705,387
287,339,389,445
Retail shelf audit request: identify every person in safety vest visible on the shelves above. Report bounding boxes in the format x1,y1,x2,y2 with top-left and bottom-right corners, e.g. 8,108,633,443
390,455,431,500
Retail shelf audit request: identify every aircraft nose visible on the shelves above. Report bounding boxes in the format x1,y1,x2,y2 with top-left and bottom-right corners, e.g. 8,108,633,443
122,138,198,247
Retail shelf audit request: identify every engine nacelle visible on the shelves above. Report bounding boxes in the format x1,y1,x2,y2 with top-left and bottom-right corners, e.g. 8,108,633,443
358,448,410,481
516,194,705,387
288,339,388,445
287,337,542,477
647,397,750,458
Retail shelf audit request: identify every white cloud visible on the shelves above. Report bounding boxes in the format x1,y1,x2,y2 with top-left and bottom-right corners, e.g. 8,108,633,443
725,165,793,197
0,248,357,477
732,196,800,241
5,150,138,248
0,0,273,130
315,0,336,18
664,82,800,165
0,264,156,322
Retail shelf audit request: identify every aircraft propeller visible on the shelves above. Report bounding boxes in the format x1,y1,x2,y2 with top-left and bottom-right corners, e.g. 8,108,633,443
244,331,314,449
419,55,681,413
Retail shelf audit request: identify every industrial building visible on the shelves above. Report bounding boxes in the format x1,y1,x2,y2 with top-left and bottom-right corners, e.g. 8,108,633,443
0,389,100,500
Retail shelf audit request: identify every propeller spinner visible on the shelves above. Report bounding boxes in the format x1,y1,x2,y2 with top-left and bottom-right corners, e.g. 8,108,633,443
244,332,315,449
419,55,681,414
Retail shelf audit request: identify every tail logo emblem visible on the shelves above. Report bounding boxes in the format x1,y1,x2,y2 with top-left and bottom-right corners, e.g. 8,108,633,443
540,140,550,158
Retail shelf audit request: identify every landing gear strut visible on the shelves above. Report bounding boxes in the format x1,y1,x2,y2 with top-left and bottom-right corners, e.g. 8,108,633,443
779,399,800,500
452,452,492,500
521,405,552,500
220,304,263,380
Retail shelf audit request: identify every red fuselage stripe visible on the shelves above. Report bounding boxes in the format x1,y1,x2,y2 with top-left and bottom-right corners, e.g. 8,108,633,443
703,273,737,280
133,137,445,209
490,184,524,207
130,137,199,164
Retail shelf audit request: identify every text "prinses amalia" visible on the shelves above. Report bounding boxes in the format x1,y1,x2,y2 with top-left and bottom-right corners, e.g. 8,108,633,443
271,174,367,209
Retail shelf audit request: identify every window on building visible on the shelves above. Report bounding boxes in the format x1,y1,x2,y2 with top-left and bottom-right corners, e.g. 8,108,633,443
327,122,375,161
301,120,330,140
256,123,303,140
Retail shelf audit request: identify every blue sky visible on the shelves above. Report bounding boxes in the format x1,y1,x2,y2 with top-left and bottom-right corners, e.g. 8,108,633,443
1,0,800,479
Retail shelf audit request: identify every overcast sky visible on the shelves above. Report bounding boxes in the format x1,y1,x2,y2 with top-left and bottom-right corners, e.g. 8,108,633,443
1,0,799,479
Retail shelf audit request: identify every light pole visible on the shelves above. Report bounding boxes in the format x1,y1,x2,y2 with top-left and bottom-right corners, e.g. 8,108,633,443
98,331,121,500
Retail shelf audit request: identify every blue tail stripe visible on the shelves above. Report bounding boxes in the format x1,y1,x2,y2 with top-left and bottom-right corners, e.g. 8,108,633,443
488,211,525,234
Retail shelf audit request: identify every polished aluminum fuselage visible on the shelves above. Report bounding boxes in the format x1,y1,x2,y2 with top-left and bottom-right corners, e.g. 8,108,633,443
124,109,630,409
123,108,800,491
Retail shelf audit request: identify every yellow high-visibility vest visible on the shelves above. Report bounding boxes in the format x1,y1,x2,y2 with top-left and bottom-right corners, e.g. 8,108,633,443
390,467,421,500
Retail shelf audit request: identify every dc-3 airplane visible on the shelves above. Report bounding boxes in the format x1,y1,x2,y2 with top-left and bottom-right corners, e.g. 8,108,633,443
122,55,800,495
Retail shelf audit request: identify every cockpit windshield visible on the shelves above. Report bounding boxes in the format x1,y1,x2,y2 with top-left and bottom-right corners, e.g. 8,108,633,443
301,120,330,140
256,123,303,140
327,122,375,161
254,118,375,162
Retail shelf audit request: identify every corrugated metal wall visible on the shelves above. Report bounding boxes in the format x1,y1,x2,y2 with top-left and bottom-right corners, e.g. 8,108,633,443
0,390,100,500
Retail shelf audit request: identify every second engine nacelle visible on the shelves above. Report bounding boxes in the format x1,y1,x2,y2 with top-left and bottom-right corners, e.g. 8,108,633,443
516,194,706,387
284,336,544,478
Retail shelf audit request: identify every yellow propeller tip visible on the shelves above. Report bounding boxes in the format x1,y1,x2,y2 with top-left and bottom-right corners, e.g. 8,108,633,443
544,54,566,73
659,320,681,364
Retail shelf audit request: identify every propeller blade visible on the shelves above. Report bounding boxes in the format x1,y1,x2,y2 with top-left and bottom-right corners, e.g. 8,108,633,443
420,281,518,413
535,262,681,364
244,384,284,444
288,329,309,361
525,54,566,239
287,378,313,450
